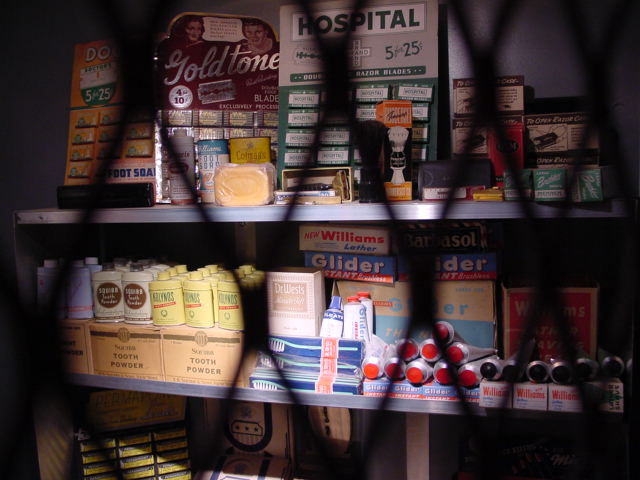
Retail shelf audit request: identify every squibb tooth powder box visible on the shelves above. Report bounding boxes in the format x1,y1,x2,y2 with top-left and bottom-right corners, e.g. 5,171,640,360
267,268,325,336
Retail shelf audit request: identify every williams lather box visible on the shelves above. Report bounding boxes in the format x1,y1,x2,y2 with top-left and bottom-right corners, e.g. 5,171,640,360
267,267,325,336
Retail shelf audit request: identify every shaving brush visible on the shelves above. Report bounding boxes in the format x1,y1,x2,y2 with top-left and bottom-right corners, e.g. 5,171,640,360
353,120,387,203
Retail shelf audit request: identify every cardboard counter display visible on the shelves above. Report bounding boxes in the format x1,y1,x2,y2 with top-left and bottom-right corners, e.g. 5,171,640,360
89,322,163,380
161,325,244,386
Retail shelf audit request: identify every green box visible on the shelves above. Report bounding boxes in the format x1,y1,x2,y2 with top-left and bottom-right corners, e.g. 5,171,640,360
533,168,566,201
571,168,603,202
504,169,534,201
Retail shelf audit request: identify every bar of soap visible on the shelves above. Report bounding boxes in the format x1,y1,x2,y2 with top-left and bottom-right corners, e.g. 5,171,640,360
214,163,275,206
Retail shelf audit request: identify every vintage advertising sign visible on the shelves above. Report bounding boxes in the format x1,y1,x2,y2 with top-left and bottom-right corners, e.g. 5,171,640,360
277,0,439,182
156,12,280,112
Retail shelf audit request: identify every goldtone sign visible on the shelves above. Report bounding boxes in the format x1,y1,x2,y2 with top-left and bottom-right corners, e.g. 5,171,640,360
156,12,280,112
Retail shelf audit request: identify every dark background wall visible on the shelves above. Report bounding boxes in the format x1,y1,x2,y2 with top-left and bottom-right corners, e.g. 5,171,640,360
0,1,638,478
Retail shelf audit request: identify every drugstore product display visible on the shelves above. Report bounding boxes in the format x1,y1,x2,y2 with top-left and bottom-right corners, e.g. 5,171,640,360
19,1,634,479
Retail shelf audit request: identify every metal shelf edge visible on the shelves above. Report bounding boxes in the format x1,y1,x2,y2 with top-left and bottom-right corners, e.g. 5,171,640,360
15,199,631,224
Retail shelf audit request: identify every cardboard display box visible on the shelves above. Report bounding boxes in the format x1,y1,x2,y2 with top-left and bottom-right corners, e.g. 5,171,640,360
161,325,244,386
281,167,353,202
502,281,599,360
60,318,94,374
336,280,496,348
89,322,163,380
512,382,548,411
195,454,292,480
267,268,325,337
299,223,390,255
479,380,513,408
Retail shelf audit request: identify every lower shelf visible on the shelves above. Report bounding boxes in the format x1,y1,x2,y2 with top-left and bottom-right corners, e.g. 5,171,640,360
66,373,623,421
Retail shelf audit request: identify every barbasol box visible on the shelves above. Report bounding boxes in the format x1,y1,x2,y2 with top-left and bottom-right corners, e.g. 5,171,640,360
305,252,396,284
299,224,390,255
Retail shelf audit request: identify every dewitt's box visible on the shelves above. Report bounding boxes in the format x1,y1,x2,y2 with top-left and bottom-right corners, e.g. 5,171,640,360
89,322,163,380
161,325,244,386
267,268,325,336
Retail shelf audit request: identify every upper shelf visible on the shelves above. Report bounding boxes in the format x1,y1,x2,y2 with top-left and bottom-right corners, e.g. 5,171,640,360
15,199,631,224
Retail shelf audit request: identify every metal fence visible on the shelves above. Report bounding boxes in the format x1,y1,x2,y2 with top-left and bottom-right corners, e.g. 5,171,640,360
2,0,638,479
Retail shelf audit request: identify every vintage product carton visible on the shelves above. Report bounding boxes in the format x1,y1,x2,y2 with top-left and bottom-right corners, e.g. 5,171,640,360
571,167,604,202
89,322,163,380
376,100,414,201
86,390,185,432
59,318,93,374
533,167,567,201
512,382,548,411
304,251,397,284
299,224,390,255
281,167,353,202
335,280,496,347
397,221,491,253
204,401,294,459
502,281,599,360
479,380,513,408
160,325,244,386
548,380,623,413
503,168,534,200
197,454,292,480
362,378,424,399
277,0,439,182
525,112,599,167
452,75,525,117
422,380,480,403
69,39,122,109
397,252,498,281
266,268,325,336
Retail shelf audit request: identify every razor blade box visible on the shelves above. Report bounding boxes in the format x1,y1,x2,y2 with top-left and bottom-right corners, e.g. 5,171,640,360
197,454,292,480
304,252,396,284
452,75,525,117
266,268,325,337
502,278,598,359
281,167,353,202
267,335,364,363
299,223,391,255
418,159,493,200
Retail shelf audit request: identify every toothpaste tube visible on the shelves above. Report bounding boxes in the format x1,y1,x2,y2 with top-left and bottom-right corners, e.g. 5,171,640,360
319,295,344,338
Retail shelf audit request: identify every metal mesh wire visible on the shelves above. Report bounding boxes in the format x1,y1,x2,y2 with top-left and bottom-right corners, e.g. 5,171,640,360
2,0,638,479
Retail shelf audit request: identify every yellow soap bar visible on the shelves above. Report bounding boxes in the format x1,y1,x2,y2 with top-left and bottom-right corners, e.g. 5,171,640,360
214,163,275,206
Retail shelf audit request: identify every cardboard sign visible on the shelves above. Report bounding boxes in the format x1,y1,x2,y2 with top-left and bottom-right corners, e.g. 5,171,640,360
156,12,279,112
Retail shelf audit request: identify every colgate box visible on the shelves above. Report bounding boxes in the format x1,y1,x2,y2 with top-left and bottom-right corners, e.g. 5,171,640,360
335,280,496,347
299,223,390,255
502,279,599,360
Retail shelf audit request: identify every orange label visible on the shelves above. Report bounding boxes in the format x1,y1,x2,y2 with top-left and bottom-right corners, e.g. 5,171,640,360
315,375,335,394
376,100,413,127
321,337,338,359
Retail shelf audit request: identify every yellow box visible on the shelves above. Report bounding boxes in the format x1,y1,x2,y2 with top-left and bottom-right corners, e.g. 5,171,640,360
89,322,164,380
59,319,93,374
161,325,244,386
70,39,122,109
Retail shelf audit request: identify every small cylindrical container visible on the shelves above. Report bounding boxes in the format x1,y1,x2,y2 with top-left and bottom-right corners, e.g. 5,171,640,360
66,260,93,319
122,263,153,324
183,271,215,328
217,280,243,330
91,262,124,322
37,258,65,319
84,256,102,278
575,357,599,382
445,342,497,366
550,359,574,385
357,291,374,339
480,357,506,381
343,297,367,340
433,359,454,385
383,345,405,380
419,338,441,363
149,272,185,326
405,358,434,385
526,360,550,383
395,338,419,362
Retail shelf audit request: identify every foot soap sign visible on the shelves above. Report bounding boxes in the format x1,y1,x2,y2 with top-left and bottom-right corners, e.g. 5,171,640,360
156,12,280,111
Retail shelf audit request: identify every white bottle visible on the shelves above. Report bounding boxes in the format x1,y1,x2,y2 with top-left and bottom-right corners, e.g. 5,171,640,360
122,263,153,324
343,296,367,340
84,256,102,278
357,291,374,341
169,129,196,205
37,259,65,319
66,260,93,319
92,263,124,322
